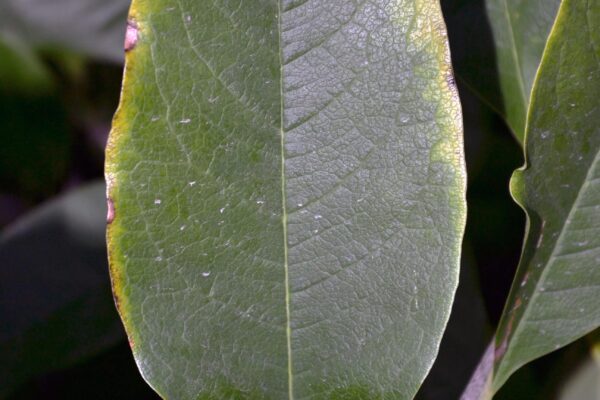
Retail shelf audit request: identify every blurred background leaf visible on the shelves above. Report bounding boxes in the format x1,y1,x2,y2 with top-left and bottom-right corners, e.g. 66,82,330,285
0,0,129,64
0,183,120,396
558,355,600,400
0,0,127,226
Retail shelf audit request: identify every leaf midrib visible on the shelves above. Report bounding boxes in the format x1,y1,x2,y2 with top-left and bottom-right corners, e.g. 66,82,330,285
277,1,294,399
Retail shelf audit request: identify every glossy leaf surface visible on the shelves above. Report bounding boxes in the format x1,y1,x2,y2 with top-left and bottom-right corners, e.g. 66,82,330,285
492,0,600,392
106,1,466,398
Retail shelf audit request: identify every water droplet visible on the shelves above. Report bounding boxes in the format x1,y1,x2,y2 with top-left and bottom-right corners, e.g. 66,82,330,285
400,115,410,123
179,118,191,124
314,214,322,220
313,229,319,234
541,131,550,139
155,256,163,261
256,200,264,205
297,203,303,207
154,199,162,205
185,15,192,22
188,181,196,186
151,116,160,122
202,272,211,277
180,225,186,231
219,207,226,214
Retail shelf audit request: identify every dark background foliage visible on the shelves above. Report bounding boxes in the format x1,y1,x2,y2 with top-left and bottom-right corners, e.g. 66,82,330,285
0,0,594,398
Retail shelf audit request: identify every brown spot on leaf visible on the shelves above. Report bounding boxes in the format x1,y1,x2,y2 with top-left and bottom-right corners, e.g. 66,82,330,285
495,297,521,361
107,197,115,223
494,337,508,362
513,296,522,310
124,20,138,51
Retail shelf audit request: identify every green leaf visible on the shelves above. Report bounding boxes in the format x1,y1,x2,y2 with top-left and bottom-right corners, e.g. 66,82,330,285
0,39,54,94
106,1,466,398
491,0,600,392
0,182,123,398
443,0,561,142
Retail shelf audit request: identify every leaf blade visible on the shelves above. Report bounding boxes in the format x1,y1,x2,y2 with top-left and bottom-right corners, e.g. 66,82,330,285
493,0,600,391
106,1,466,398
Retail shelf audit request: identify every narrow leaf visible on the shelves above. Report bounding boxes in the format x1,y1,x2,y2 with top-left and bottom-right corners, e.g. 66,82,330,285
490,0,600,392
443,0,560,142
106,1,466,398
